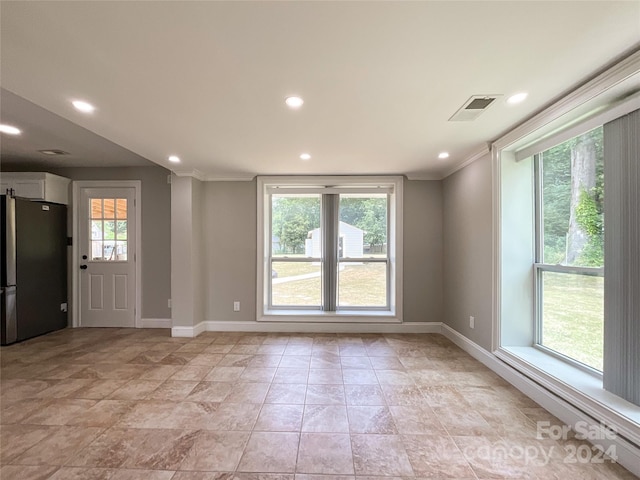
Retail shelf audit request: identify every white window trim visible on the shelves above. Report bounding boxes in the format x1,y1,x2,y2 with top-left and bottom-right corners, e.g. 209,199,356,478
492,49,640,352
490,50,640,442
532,145,606,375
256,175,403,323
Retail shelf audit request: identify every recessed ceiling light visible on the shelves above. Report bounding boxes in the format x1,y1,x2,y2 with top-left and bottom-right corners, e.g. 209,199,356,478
0,124,21,135
72,100,95,113
38,149,69,156
438,152,450,159
168,155,181,163
285,96,304,109
300,153,311,161
507,92,528,105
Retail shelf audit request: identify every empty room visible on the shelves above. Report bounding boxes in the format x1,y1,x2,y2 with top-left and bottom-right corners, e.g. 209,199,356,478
1,1,639,479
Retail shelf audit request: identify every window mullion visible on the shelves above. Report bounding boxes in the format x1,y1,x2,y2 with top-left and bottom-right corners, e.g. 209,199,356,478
322,194,338,311
534,154,543,263
535,263,604,276
534,154,543,345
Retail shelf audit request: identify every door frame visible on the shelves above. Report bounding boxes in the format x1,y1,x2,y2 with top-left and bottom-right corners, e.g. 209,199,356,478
72,180,142,328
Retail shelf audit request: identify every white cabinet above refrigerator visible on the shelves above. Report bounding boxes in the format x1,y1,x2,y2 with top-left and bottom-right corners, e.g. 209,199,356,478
0,172,70,205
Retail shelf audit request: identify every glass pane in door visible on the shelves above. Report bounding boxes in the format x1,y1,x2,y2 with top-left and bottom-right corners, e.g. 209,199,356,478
89,198,128,261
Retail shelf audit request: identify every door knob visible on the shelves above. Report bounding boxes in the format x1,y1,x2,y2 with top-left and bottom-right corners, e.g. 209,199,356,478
80,265,88,270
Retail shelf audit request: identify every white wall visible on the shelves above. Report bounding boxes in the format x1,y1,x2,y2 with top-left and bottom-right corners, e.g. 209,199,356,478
402,179,443,323
442,154,493,351
192,178,206,328
194,178,443,324
171,176,205,327
203,180,257,322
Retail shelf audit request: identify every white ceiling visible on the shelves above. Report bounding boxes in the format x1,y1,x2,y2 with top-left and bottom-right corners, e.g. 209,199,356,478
1,1,639,179
0,89,157,169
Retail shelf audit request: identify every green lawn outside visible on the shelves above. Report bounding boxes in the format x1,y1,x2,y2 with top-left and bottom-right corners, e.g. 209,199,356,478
542,271,604,371
272,261,321,306
272,261,320,278
338,263,386,306
272,262,386,307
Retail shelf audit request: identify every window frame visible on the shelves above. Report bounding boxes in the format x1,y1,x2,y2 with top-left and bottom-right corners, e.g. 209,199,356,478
337,192,391,311
532,152,605,375
89,197,129,263
257,176,403,323
268,193,323,310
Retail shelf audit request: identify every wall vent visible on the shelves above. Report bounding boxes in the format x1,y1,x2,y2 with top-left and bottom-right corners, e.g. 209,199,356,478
449,95,502,122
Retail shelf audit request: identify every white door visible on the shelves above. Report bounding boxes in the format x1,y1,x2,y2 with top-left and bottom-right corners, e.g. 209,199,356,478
79,187,136,327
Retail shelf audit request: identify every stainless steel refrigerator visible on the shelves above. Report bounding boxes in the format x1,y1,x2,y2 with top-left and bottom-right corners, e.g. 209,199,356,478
1,195,67,345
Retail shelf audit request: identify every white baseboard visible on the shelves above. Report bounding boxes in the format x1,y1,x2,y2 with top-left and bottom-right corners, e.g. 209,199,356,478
140,318,171,329
170,326,192,337
171,320,441,337
171,322,206,337
440,324,640,478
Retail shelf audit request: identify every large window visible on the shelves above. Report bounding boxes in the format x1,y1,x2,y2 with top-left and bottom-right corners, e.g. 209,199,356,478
494,53,640,461
258,177,402,321
535,126,604,372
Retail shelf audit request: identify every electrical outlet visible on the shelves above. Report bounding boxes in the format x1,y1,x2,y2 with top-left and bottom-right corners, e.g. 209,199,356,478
168,298,172,309
60,303,68,313
469,316,475,329
233,301,240,312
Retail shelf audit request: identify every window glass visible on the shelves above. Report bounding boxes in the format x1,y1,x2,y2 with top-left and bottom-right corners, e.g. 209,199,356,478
541,126,604,267
338,262,387,307
338,194,388,308
339,194,387,257
270,194,322,307
537,126,604,371
271,194,321,257
103,199,115,219
116,220,127,240
89,198,128,261
271,265,322,307
540,271,603,371
91,199,103,218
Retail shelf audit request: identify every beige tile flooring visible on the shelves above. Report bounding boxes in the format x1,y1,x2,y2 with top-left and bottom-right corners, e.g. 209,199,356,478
0,328,636,480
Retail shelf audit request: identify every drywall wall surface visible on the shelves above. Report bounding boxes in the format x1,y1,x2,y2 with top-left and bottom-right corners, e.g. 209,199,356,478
171,175,195,327
203,180,258,321
403,180,443,323
442,154,493,351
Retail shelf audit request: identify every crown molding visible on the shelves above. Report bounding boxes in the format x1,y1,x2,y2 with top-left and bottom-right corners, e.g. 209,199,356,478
204,174,255,181
441,145,491,179
493,47,640,152
172,169,206,181
440,47,640,180
404,173,443,181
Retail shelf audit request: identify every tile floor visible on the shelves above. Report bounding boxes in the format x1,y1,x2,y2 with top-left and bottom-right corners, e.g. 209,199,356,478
0,328,636,480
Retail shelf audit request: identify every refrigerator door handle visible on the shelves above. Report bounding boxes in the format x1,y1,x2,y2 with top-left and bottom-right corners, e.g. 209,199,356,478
4,197,17,287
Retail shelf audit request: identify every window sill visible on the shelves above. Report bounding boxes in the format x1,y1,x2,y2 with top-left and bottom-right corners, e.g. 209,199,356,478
258,309,401,323
496,345,640,445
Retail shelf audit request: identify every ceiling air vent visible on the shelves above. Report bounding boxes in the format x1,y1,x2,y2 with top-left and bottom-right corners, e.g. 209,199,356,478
449,94,502,122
